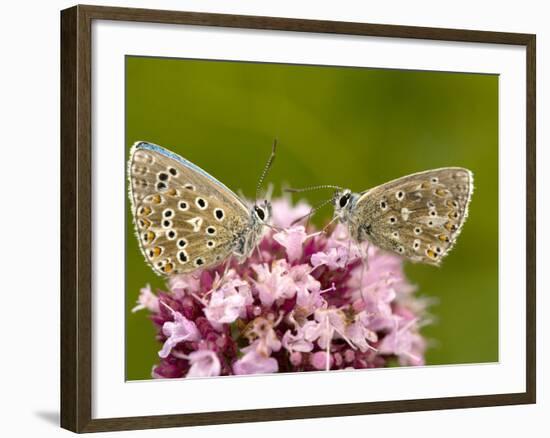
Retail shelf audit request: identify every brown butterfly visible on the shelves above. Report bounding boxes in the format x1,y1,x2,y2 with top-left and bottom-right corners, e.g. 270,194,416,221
292,168,473,265
128,141,276,276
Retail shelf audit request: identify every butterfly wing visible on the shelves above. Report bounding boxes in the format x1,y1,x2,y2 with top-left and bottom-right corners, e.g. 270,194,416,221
352,168,473,265
128,141,251,275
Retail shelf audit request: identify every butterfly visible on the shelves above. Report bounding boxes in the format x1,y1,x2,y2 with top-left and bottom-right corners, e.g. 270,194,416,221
291,168,473,265
127,141,276,276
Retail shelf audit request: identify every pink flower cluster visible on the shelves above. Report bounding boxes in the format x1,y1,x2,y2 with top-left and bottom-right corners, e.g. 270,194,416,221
133,198,430,379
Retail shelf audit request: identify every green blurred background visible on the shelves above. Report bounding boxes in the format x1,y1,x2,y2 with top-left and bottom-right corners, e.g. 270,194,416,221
125,56,498,380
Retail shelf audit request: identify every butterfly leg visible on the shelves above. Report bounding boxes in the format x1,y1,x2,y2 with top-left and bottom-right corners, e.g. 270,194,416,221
213,257,233,289
362,240,370,271
343,238,352,267
255,244,264,263
358,241,370,299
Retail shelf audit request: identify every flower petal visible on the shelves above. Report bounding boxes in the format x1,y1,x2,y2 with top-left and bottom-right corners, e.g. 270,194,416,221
232,344,279,375
158,310,201,358
273,225,308,262
186,350,222,378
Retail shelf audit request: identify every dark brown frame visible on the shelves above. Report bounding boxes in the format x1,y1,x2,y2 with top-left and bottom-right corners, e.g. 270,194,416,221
60,4,536,433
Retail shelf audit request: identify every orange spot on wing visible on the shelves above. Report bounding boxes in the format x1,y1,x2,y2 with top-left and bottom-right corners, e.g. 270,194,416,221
139,206,152,216
142,231,156,243
138,218,151,229
446,200,458,208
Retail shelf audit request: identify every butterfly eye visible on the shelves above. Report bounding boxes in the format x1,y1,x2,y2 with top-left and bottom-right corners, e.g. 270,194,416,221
339,194,350,208
255,206,266,221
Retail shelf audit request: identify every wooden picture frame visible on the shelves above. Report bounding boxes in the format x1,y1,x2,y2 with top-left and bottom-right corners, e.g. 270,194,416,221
60,4,536,432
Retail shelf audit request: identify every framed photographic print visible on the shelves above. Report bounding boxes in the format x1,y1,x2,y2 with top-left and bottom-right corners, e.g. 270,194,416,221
60,4,536,433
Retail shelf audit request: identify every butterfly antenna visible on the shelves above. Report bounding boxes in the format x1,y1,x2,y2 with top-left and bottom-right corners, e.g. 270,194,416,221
256,139,277,205
291,197,334,226
285,184,343,193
